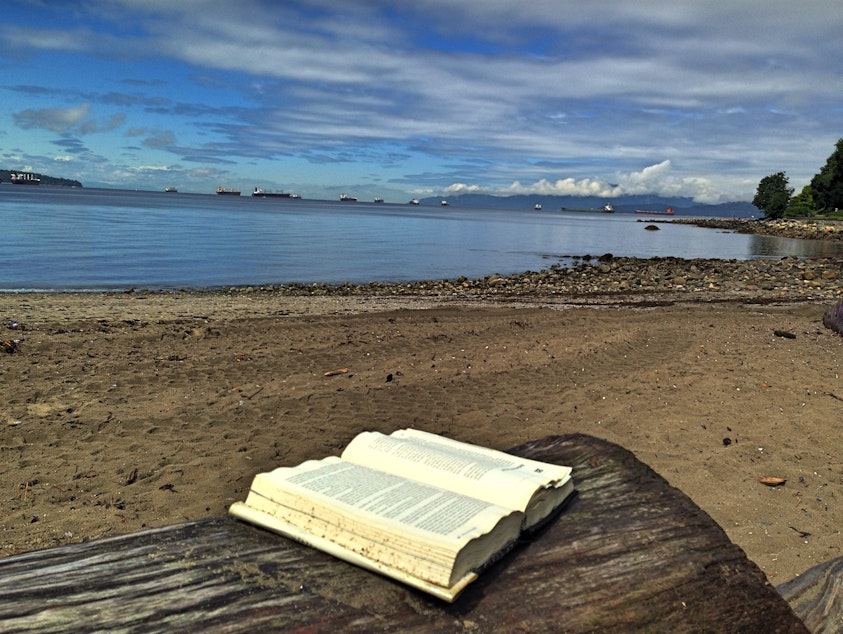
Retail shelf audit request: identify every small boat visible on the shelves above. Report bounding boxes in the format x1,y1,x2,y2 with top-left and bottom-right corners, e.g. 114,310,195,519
635,207,674,215
602,203,614,213
339,193,358,202
374,197,384,203
164,186,178,193
253,187,299,198
534,203,542,211
217,187,241,196
10,172,41,185
409,198,420,205
441,200,449,206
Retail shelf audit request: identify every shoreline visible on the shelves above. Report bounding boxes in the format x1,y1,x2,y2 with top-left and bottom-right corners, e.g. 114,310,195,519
3,217,843,300
672,216,843,241
4,253,841,326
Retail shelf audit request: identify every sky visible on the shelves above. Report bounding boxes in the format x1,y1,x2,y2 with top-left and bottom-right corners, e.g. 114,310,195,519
1,1,842,203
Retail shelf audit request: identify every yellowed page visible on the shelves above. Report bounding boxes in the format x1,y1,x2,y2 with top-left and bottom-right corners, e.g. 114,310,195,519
231,456,523,595
230,501,478,602
237,488,522,590
341,429,572,520
243,455,522,563
234,494,453,586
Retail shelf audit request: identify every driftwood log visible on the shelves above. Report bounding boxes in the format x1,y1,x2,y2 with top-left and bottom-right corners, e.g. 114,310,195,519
823,299,843,336
0,434,811,633
778,555,843,633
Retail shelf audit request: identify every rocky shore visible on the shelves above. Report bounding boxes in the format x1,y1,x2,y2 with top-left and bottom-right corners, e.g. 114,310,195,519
7,218,837,330
674,216,843,241
183,218,839,308
267,254,840,305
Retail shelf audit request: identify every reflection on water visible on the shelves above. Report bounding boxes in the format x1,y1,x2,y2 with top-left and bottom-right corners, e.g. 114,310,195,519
748,233,843,258
1,187,842,290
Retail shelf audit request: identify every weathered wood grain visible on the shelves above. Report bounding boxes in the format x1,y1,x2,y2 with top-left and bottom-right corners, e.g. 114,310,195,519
778,555,843,633
823,299,843,336
0,434,808,633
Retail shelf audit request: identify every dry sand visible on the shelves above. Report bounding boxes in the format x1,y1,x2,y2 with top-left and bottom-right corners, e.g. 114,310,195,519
1,289,841,585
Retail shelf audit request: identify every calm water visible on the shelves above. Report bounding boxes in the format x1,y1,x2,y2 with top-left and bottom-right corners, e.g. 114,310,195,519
2,186,842,291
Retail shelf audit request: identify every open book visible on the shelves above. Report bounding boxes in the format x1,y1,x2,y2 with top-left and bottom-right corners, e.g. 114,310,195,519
229,429,574,601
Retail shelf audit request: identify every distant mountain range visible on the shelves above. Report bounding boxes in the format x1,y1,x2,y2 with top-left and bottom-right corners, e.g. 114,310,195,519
0,169,83,188
421,193,758,217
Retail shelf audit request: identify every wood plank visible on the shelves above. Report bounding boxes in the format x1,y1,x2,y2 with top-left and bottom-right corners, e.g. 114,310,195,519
0,434,808,633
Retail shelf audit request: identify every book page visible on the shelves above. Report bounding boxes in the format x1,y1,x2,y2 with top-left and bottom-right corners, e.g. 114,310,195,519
341,429,572,514
242,456,523,589
250,456,521,548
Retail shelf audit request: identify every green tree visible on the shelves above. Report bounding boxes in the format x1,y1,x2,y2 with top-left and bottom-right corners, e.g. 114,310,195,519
753,171,793,219
810,138,843,212
786,185,815,217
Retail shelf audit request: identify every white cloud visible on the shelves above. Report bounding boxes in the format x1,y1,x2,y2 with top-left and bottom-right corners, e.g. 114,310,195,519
444,161,730,203
134,165,172,172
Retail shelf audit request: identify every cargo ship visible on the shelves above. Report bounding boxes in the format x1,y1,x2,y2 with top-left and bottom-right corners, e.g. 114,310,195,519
10,172,41,185
634,207,674,215
560,203,615,213
217,187,241,196
252,187,300,199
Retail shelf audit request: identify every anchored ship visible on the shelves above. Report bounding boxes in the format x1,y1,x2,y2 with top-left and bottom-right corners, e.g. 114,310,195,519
10,172,41,185
253,187,300,199
634,207,674,215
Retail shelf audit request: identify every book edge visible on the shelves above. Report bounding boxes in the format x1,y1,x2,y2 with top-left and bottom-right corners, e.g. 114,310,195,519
228,501,477,602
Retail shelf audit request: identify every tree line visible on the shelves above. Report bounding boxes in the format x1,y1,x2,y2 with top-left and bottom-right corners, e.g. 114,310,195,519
753,138,843,219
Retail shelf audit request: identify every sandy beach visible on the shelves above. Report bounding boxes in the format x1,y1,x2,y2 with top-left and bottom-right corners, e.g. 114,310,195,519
2,252,842,586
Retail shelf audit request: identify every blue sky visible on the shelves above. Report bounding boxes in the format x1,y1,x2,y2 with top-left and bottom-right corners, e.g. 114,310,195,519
1,1,841,203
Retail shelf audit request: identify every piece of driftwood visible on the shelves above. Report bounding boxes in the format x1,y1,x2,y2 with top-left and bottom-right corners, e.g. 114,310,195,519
778,555,843,633
823,299,843,336
0,434,809,633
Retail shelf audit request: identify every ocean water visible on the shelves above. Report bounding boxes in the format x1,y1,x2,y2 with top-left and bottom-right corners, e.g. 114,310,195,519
2,186,841,291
